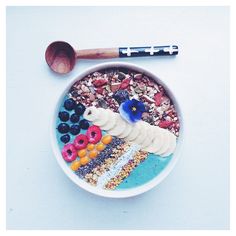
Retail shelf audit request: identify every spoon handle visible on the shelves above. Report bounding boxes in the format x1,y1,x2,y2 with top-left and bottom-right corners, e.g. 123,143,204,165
76,48,119,59
119,45,178,57
76,45,178,59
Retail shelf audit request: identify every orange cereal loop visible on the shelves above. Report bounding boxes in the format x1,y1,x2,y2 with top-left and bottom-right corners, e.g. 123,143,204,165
101,135,112,145
77,149,87,158
87,143,95,151
96,143,105,151
89,150,98,159
80,156,90,166
70,160,81,171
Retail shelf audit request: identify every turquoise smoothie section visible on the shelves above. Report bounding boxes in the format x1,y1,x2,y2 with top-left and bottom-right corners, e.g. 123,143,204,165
56,95,174,190
116,154,172,190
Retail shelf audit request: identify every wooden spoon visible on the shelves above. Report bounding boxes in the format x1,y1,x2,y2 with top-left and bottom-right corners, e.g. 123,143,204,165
45,41,178,74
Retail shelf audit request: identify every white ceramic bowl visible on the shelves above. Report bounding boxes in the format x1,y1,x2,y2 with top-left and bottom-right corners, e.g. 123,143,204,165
51,62,183,198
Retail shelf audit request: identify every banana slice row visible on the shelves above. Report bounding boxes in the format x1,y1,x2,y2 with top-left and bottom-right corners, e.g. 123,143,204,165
83,107,177,157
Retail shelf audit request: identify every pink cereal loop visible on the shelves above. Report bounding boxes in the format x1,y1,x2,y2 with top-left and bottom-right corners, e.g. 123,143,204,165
61,143,77,162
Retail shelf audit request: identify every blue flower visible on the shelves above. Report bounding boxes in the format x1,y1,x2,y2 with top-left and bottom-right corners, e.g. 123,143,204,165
119,99,146,124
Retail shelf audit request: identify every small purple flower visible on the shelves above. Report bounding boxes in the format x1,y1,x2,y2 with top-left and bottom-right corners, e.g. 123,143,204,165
119,99,145,124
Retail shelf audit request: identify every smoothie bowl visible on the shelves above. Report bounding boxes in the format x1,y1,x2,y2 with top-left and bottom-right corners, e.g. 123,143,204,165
51,62,183,198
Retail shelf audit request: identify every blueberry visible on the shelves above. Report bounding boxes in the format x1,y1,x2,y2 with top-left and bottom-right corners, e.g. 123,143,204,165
70,113,80,123
113,90,129,104
64,98,76,111
70,124,80,135
57,123,69,134
74,103,85,115
60,134,70,143
58,111,69,122
79,119,89,129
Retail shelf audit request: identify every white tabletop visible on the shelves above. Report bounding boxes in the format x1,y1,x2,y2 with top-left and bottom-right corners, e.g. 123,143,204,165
6,6,229,229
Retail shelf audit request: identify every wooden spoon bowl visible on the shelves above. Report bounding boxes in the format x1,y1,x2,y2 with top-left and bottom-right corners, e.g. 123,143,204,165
45,41,76,74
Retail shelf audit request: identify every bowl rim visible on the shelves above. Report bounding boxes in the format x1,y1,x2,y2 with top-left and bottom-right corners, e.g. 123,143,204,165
50,61,184,198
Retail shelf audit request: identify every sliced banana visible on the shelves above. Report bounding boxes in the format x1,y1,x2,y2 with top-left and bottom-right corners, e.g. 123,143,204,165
139,122,155,148
99,110,117,130
143,126,164,153
155,129,170,155
131,121,149,145
160,133,177,157
92,108,110,126
124,123,140,141
83,106,100,122
107,115,127,136
117,121,132,138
